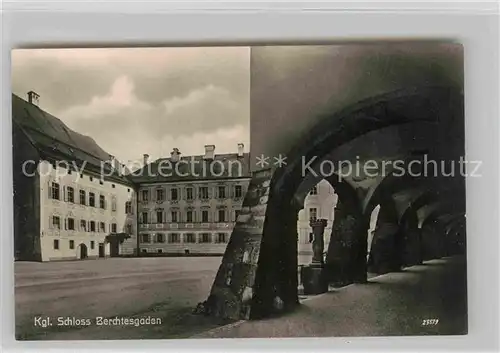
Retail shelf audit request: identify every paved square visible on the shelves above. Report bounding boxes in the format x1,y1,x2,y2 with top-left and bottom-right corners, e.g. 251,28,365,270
15,257,224,339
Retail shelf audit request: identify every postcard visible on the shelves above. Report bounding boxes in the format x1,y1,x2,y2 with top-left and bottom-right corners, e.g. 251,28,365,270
12,43,466,340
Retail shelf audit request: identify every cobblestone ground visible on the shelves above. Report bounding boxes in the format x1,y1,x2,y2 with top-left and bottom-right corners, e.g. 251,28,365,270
15,256,467,340
195,256,467,338
16,256,315,340
15,257,229,340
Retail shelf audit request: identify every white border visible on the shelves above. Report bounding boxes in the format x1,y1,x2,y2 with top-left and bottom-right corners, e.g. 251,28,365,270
1,1,499,352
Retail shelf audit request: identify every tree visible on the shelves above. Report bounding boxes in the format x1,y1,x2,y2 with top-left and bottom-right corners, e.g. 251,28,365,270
104,232,131,244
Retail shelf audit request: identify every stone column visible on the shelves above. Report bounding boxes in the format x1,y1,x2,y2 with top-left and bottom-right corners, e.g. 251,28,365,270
299,218,328,295
416,227,424,263
421,221,446,260
443,227,453,256
368,201,402,274
325,198,365,285
446,221,466,256
400,211,423,266
199,170,273,320
351,218,369,283
310,218,327,264
279,205,300,309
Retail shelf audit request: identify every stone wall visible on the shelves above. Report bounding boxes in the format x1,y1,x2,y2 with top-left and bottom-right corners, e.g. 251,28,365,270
203,169,272,320
13,123,42,261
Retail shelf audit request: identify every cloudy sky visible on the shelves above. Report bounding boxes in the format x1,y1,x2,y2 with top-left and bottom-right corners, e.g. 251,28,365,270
12,47,250,164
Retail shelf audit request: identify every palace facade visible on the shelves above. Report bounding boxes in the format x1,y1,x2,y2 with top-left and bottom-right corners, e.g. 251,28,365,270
125,146,251,255
297,179,337,258
13,91,336,261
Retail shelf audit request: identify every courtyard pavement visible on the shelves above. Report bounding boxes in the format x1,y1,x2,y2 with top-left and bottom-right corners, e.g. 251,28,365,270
15,257,224,339
194,256,467,338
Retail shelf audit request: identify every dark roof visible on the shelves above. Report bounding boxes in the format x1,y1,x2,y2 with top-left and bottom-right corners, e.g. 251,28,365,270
12,94,133,186
129,153,251,184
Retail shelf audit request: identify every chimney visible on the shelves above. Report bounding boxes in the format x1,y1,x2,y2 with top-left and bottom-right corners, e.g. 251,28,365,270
170,148,181,162
109,154,122,172
237,143,244,157
108,155,116,170
121,163,131,175
204,145,215,160
27,91,40,106
143,154,150,166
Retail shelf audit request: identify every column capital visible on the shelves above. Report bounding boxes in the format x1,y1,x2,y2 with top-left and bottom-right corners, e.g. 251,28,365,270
309,218,328,229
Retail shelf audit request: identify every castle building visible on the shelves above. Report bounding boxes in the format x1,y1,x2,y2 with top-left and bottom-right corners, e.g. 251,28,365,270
12,93,137,261
12,91,336,262
125,145,251,255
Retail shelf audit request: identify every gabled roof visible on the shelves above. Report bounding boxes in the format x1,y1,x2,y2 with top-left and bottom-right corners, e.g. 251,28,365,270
12,94,133,186
129,153,252,184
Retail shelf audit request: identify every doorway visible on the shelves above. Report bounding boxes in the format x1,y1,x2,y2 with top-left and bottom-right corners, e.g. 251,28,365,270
79,243,88,260
98,243,105,258
110,241,120,257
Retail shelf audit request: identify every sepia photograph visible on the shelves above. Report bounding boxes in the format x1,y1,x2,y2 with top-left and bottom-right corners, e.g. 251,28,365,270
11,43,467,340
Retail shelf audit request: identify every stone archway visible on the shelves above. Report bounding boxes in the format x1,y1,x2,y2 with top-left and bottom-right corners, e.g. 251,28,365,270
323,179,369,286
77,243,88,260
296,179,337,265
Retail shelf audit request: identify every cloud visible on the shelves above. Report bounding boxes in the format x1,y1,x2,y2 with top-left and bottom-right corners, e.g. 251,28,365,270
56,75,248,162
150,125,249,163
61,76,151,119
12,47,249,112
11,47,250,163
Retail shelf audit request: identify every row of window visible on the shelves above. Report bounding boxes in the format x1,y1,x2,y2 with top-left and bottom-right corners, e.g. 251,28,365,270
53,239,96,250
49,182,120,211
140,184,243,202
49,162,123,189
140,232,229,244
140,208,238,224
49,216,131,234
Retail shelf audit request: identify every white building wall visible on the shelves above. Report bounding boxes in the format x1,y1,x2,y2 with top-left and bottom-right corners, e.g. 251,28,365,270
367,204,380,258
134,177,338,258
38,160,136,261
136,233,229,255
297,179,338,257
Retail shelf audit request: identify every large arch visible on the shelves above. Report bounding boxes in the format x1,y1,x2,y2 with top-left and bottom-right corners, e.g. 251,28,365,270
362,162,465,266
202,86,464,320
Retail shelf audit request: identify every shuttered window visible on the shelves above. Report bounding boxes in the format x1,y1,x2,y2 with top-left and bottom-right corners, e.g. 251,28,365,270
51,182,60,200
